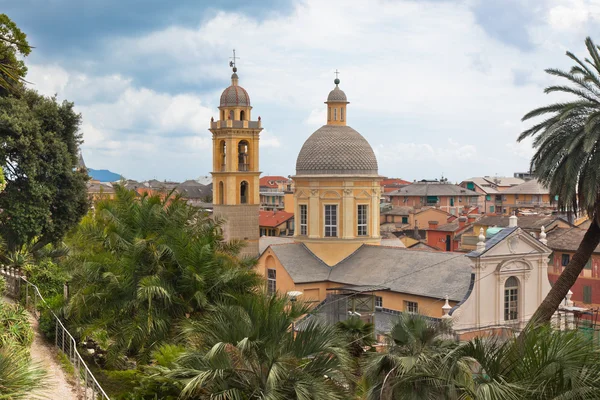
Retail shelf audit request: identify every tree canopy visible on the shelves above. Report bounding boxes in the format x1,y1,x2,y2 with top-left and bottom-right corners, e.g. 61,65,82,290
0,13,30,95
0,90,89,251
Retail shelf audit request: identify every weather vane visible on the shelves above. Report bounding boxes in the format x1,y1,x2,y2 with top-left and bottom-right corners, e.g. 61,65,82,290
229,49,239,71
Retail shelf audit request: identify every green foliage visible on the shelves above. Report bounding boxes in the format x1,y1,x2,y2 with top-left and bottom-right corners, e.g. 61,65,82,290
56,351,75,376
65,186,260,366
0,13,30,95
0,302,34,348
0,276,5,296
23,260,68,298
0,89,89,250
0,342,46,398
37,294,65,342
519,36,600,218
166,293,351,399
336,316,376,358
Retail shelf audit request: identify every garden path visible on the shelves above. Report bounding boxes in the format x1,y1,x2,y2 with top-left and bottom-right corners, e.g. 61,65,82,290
3,296,79,400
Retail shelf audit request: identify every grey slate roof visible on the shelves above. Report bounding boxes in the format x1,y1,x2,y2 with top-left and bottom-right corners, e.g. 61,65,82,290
328,246,471,302
382,206,414,216
270,243,331,283
326,85,348,103
295,125,378,176
388,183,481,197
176,182,212,199
220,81,251,107
501,179,549,195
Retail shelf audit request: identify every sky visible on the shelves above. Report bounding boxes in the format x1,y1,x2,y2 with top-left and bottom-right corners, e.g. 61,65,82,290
4,0,600,182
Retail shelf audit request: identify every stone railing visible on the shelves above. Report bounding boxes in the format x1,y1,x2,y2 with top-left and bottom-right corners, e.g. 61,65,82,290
0,266,22,298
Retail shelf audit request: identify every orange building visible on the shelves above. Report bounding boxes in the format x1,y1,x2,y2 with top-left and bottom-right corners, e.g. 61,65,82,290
387,182,480,215
498,179,554,215
259,210,294,237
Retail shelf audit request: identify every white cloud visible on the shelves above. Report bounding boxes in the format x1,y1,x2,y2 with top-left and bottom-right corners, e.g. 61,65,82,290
26,0,600,180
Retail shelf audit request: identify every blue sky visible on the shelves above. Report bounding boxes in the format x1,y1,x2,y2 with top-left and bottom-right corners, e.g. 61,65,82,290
5,0,600,182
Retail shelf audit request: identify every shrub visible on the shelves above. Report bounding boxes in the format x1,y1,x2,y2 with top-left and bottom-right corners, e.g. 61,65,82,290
23,260,68,298
0,302,34,347
0,275,5,295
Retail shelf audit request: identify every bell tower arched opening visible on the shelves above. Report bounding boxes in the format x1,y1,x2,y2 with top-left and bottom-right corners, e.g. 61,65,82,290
238,140,249,171
219,140,226,171
240,181,248,204
218,181,224,205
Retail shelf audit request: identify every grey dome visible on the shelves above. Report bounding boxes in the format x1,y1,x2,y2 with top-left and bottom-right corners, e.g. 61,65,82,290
220,84,251,107
296,125,378,175
326,85,348,103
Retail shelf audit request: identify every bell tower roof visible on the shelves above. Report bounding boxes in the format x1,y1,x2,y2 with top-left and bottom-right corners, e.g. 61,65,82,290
220,49,251,108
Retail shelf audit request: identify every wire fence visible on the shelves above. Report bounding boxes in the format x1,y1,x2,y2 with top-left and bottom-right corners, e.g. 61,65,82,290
1,266,109,399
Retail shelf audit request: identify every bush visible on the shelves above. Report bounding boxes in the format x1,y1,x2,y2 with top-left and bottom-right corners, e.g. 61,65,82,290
0,275,5,295
0,302,34,347
23,260,68,298
37,294,65,342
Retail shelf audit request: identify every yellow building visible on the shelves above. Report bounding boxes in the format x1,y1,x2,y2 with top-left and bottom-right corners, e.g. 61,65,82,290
255,77,471,326
210,64,262,257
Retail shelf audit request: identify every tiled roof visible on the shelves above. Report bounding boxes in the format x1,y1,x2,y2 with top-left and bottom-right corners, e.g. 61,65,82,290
295,125,378,176
475,215,567,230
259,210,294,228
176,183,212,199
501,179,549,195
382,206,414,216
388,183,481,197
270,243,331,283
220,78,250,107
546,227,600,253
467,227,518,257
407,241,440,251
259,176,288,188
326,85,348,102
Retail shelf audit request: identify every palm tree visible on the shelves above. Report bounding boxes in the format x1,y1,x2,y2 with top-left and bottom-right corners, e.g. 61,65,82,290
362,313,456,400
519,36,600,324
169,293,351,399
65,186,260,366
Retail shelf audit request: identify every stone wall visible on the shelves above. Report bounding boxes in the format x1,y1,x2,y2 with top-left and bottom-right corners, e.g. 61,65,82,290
213,204,260,257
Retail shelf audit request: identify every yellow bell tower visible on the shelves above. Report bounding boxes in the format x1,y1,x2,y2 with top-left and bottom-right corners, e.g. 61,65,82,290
210,52,261,257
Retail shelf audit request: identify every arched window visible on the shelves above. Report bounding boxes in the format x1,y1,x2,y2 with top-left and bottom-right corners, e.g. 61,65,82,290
334,108,338,121
220,140,226,171
504,276,519,321
240,110,245,121
218,181,224,205
238,140,249,171
329,107,332,121
240,181,248,204
229,110,234,120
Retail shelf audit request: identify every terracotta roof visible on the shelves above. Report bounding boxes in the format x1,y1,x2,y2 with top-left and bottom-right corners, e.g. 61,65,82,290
259,210,294,228
546,227,600,253
259,176,288,188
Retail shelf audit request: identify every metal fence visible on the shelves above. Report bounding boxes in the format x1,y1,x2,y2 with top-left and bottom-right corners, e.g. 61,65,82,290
0,267,110,399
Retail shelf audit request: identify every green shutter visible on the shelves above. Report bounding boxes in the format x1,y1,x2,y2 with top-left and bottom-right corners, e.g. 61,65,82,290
467,182,475,190
585,258,592,270
486,195,491,201
402,216,408,224
427,196,438,204
490,206,495,213
583,286,592,304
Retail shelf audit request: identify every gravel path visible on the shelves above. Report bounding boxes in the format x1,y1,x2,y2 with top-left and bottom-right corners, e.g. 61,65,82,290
2,297,79,399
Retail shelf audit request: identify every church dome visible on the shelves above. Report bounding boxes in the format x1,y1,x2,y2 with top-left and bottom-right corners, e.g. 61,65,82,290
220,73,251,107
295,125,378,175
326,83,348,103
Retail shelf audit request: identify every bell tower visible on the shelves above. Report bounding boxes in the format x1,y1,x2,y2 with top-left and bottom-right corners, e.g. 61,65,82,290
210,51,261,257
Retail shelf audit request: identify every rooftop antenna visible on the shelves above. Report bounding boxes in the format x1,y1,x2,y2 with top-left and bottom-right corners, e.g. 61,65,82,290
229,49,239,71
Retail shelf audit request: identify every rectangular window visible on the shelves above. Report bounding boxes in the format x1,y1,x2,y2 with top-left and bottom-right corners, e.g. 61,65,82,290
324,205,338,237
466,182,475,190
260,228,266,236
375,296,383,309
489,206,495,213
515,194,520,200
267,269,276,294
334,108,337,121
583,286,592,304
300,204,307,236
401,216,408,224
562,254,570,266
340,107,344,121
357,205,368,236
486,195,491,201
405,301,418,314
504,287,518,321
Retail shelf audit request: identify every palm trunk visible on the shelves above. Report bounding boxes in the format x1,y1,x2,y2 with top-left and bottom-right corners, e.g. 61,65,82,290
527,218,600,327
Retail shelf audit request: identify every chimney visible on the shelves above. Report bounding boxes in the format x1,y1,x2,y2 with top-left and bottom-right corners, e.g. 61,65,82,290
467,214,477,223
509,213,518,227
428,221,438,230
458,216,467,229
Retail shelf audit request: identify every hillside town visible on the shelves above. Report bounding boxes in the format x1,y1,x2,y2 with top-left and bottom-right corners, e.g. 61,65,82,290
3,3,600,399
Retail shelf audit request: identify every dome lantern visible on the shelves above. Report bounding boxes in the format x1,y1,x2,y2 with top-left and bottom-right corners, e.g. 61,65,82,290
325,70,349,125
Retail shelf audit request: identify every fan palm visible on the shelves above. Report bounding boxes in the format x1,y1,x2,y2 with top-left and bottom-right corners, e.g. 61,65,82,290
65,186,260,366
519,36,600,324
169,293,351,399
362,313,457,400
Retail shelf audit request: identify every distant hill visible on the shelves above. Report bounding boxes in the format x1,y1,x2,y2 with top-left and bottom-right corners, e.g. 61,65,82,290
88,168,122,182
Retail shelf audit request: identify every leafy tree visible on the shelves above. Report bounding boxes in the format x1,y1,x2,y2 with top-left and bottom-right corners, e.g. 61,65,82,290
519,37,600,324
0,13,30,95
168,293,351,399
65,186,260,366
0,89,89,251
